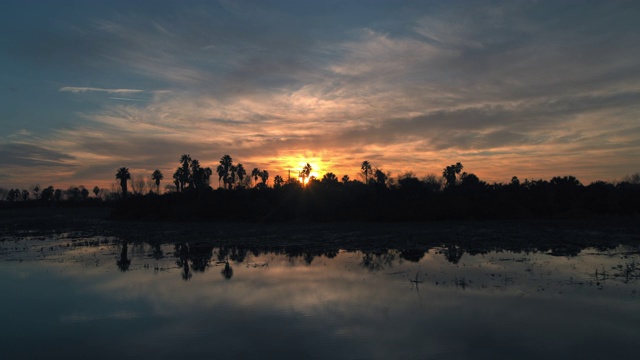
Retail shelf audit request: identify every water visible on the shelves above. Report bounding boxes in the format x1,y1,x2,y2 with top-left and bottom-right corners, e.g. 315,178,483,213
1,230,639,359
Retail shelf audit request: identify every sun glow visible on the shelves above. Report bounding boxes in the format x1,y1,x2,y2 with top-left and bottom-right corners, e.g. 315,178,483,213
271,156,327,183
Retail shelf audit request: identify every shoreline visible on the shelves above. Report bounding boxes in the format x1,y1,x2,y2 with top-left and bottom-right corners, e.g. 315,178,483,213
1,207,638,255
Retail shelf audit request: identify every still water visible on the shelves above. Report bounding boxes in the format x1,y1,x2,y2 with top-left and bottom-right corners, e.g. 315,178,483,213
1,230,639,359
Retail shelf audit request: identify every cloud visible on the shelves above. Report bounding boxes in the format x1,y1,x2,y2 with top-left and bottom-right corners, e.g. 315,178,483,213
2,1,640,188
59,87,145,94
0,142,76,167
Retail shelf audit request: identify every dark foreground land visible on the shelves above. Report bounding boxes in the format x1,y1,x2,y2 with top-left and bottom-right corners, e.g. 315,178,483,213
2,207,638,258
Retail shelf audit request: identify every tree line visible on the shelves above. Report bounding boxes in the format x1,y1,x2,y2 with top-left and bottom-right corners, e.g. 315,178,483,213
3,153,639,220
108,154,640,221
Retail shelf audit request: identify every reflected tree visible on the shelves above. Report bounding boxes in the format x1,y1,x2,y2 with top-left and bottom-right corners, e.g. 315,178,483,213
175,243,192,281
116,241,131,271
221,261,233,280
151,243,164,260
303,252,315,265
361,250,397,271
443,245,465,264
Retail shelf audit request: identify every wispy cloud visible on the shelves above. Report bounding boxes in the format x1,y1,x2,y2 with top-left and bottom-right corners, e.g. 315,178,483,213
59,87,145,94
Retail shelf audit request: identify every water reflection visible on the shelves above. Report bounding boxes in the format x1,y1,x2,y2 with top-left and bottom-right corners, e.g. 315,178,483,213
1,228,640,359
116,241,130,272
221,261,233,280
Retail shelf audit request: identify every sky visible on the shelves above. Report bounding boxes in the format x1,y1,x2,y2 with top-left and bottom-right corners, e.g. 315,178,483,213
1,0,639,190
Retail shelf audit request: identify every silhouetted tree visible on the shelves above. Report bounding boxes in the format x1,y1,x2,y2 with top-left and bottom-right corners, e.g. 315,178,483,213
228,165,238,189
550,175,581,188
115,167,131,197
459,172,485,190
252,167,261,186
273,175,284,189
300,163,312,185
322,172,339,184
203,167,212,187
218,155,233,189
622,172,640,184
40,186,54,201
443,162,463,188
53,189,62,202
32,185,40,200
374,168,388,186
93,186,100,198
6,189,18,202
152,170,164,193
361,161,372,184
179,154,192,189
423,173,443,192
80,187,89,200
342,175,350,184
398,172,423,192
173,168,183,192
259,170,269,185
236,163,247,188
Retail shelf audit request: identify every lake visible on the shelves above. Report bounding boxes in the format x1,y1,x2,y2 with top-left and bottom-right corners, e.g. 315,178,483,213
1,218,639,359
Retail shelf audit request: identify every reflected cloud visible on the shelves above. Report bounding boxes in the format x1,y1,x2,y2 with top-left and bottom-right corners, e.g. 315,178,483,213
3,222,640,358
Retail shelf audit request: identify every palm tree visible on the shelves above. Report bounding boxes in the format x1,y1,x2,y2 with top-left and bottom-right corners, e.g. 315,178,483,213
203,167,212,187
322,172,338,184
190,159,202,189
179,154,192,189
173,167,185,192
252,168,261,186
218,155,233,189
228,165,238,189
180,154,192,168
260,170,269,185
443,162,463,188
361,161,372,184
273,175,284,189
300,163,312,185
173,168,182,192
152,170,164,193
115,167,131,197
236,163,246,187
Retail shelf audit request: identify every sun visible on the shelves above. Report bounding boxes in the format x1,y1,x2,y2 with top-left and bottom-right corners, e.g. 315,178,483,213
273,154,333,183
293,161,320,185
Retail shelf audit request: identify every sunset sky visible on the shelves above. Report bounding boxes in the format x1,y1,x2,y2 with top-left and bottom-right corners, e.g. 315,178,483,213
1,0,639,190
